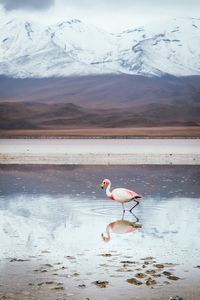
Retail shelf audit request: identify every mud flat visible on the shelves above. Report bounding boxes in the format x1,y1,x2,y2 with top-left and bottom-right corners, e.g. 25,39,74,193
0,138,199,165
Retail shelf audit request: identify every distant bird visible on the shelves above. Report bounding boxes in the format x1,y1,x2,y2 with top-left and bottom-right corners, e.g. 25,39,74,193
101,178,143,213
101,219,142,242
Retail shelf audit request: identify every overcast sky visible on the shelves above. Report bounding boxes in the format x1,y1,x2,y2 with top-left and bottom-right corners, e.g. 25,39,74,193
0,0,199,31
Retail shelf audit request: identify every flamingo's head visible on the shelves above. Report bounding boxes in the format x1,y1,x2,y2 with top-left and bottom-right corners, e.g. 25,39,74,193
101,233,110,242
100,178,110,189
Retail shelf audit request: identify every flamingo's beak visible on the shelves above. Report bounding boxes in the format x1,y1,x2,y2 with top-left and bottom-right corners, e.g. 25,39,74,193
100,183,104,189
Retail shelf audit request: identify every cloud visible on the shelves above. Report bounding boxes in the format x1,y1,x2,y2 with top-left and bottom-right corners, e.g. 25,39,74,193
0,0,54,11
0,0,199,32
58,0,200,10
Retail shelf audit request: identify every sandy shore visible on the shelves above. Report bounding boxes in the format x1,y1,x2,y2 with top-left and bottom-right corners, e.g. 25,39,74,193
0,138,200,165
0,126,200,138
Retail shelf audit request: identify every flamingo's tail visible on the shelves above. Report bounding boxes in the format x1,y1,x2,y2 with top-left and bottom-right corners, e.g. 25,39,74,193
135,194,143,199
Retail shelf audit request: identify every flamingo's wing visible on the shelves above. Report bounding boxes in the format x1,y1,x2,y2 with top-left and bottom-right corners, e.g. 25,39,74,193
126,189,143,199
112,188,142,203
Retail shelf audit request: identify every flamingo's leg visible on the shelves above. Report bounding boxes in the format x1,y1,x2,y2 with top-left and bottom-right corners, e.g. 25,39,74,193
129,200,139,213
131,212,139,223
122,203,125,213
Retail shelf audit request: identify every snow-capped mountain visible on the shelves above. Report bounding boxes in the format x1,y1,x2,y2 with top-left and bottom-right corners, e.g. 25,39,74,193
118,18,200,76
0,15,200,78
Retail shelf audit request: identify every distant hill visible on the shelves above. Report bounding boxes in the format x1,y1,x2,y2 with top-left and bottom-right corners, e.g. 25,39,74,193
0,75,199,129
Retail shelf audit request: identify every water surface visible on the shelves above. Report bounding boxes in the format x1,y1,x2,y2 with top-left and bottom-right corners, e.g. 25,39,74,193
0,165,200,300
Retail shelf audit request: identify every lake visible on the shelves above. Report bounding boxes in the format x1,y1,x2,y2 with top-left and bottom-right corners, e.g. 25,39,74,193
0,165,200,300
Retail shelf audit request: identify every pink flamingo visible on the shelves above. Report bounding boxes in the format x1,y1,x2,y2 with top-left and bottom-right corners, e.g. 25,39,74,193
101,178,143,213
101,219,142,242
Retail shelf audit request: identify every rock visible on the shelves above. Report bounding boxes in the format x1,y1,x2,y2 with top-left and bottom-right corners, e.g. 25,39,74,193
164,263,177,267
141,256,155,261
194,265,200,269
123,263,131,267
126,278,143,285
163,271,172,276
60,266,67,270
116,268,132,272
120,260,136,264
135,273,146,278
52,286,64,291
78,284,86,288
92,280,109,288
45,281,54,285
65,256,76,260
154,264,165,269
43,264,53,268
142,264,148,268
9,258,29,262
167,275,180,281
99,253,112,257
56,283,63,286
152,273,162,277
145,277,157,286
146,270,156,275
37,282,44,286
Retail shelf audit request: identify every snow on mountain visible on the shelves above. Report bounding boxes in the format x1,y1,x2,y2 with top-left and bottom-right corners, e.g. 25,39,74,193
118,18,200,76
0,15,199,78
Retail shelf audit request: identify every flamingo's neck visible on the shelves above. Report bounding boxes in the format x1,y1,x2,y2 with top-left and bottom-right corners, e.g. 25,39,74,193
102,225,111,242
106,225,111,241
106,182,112,198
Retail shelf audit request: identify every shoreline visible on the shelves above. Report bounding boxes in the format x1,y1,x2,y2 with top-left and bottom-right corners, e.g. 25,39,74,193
0,126,200,139
0,138,199,165
1,153,200,165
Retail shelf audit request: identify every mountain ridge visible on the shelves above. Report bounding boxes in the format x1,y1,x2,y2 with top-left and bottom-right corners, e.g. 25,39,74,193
0,16,200,78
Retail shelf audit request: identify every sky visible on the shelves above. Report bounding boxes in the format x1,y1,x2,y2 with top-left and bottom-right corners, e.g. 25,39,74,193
0,0,199,31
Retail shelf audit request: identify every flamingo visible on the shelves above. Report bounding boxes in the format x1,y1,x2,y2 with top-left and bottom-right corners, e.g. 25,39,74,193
101,218,142,242
100,178,143,213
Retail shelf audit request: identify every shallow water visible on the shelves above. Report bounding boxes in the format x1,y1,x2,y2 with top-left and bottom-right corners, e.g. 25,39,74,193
0,165,200,299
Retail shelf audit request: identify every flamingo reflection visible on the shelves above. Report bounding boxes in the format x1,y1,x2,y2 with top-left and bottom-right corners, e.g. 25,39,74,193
101,214,142,242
